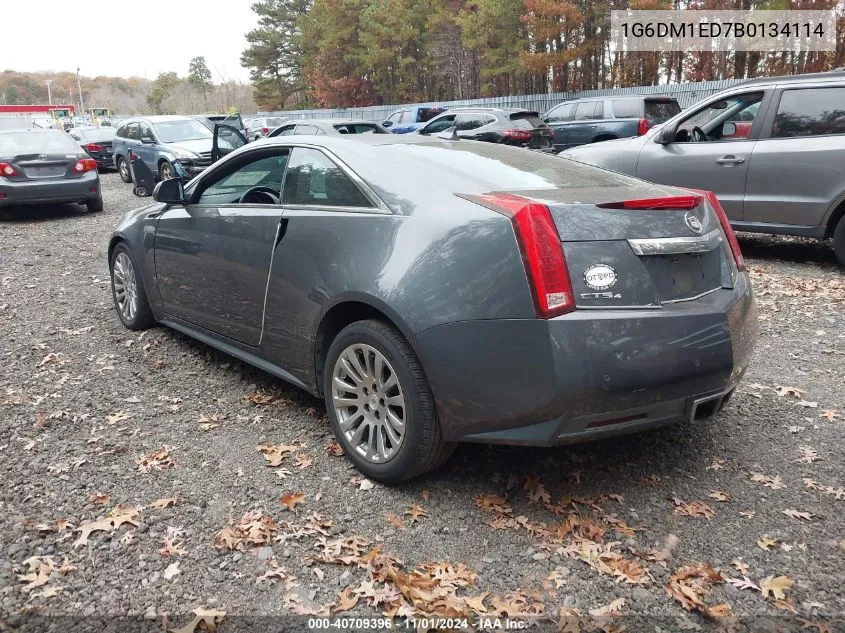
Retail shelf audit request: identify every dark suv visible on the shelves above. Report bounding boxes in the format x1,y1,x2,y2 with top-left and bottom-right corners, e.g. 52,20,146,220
543,95,681,153
418,107,554,151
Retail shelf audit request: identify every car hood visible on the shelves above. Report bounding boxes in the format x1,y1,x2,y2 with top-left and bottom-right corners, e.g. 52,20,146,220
162,139,212,154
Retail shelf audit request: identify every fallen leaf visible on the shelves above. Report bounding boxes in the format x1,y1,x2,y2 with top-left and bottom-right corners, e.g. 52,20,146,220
170,607,226,633
136,446,174,472
384,513,405,530
731,559,748,575
324,441,344,457
672,498,715,519
294,454,313,469
358,478,375,491
106,411,130,425
757,535,778,550
163,562,181,580
782,509,812,523
820,409,841,422
89,492,109,505
214,510,278,550
795,400,818,409
150,496,178,509
760,575,793,601
708,491,731,502
706,458,725,471
257,443,299,467
750,472,786,490
774,386,804,398
727,576,760,592
404,504,428,524
589,597,625,617
280,492,306,513
332,587,359,613
797,446,821,463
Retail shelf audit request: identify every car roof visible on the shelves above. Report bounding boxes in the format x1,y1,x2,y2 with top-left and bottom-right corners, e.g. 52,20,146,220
0,128,64,135
445,107,537,115
134,115,198,123
732,68,845,89
285,119,382,125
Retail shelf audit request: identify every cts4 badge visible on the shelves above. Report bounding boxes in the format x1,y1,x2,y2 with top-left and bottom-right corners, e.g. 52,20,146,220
583,263,618,291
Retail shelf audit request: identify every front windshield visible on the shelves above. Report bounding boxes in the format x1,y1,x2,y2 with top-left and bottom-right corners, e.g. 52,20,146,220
154,119,213,143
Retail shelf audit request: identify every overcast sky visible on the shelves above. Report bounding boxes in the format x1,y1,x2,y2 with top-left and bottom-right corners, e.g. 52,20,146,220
5,0,259,82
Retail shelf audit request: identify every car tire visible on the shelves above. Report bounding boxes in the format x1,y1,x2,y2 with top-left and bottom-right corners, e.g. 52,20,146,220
834,217,845,267
159,161,174,181
117,156,132,183
86,195,104,213
109,243,155,331
324,319,455,483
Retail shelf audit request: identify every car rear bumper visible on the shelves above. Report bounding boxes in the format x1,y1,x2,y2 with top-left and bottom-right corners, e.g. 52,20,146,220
0,173,100,206
413,273,758,445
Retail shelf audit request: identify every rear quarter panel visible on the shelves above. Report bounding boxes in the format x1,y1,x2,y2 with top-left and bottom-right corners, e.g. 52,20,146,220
260,193,535,390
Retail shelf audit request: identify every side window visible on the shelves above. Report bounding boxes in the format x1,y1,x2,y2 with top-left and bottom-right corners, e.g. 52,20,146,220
294,124,320,135
197,151,290,205
610,98,641,119
276,126,295,136
772,87,845,138
282,148,372,208
546,103,574,123
387,111,403,124
139,123,155,142
125,123,140,140
421,114,456,134
574,101,599,120
594,102,604,119
674,92,763,142
455,113,495,131
115,124,127,138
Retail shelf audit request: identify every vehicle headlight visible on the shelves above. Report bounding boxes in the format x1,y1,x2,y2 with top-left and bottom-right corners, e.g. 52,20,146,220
172,148,199,160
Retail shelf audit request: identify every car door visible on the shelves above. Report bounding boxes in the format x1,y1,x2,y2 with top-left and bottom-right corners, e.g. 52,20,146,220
122,121,141,163
211,123,248,162
566,101,604,147
544,103,574,152
744,84,845,230
454,113,497,140
154,147,291,346
135,122,159,173
260,146,389,386
636,90,769,221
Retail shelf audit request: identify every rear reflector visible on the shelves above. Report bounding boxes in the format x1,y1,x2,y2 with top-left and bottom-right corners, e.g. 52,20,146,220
0,162,17,177
597,195,700,210
684,188,746,271
465,193,574,318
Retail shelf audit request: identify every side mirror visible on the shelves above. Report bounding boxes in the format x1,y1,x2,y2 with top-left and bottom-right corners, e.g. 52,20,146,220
153,178,185,204
140,137,155,144
656,124,676,145
382,120,392,128
722,122,737,136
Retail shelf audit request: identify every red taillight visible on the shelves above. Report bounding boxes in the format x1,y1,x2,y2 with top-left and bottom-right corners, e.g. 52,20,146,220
597,195,700,210
73,158,98,173
0,162,17,177
261,127,269,134
469,193,574,318
684,188,746,271
637,118,648,136
502,129,532,142
85,143,105,152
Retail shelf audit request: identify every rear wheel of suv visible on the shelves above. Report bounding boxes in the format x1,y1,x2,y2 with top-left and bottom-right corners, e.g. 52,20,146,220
117,156,132,183
833,217,845,266
324,320,455,483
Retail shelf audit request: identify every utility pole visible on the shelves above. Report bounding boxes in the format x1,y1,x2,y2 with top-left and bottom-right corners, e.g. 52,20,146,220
45,80,53,105
76,68,85,116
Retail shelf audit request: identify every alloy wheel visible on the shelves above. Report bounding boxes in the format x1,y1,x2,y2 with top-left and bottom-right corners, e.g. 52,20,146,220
112,252,138,322
118,159,129,181
331,344,406,464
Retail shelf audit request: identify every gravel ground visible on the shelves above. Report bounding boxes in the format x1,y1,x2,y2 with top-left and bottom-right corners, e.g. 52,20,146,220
1,173,843,632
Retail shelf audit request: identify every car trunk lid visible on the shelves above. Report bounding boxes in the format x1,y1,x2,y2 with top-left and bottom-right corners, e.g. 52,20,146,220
507,112,553,149
7,153,80,180
496,188,737,309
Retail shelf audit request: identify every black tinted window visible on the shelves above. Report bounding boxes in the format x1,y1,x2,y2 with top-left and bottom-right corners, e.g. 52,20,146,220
125,123,140,140
773,87,845,138
116,124,127,138
282,148,371,208
509,113,548,130
333,123,388,135
574,101,600,120
611,98,642,118
644,100,681,122
417,107,444,123
456,114,496,131
422,115,456,134
546,103,574,123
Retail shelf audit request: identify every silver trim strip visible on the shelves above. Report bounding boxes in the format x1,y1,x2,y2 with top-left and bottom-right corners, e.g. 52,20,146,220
628,229,722,256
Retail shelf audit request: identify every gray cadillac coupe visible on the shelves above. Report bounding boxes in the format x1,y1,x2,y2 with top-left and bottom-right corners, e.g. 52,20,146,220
108,134,757,482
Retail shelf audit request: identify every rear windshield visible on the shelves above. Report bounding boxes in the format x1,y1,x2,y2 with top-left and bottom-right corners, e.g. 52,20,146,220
386,142,639,190
645,99,681,122
508,112,548,129
610,98,642,118
333,123,389,135
75,128,116,142
0,131,80,156
417,107,445,123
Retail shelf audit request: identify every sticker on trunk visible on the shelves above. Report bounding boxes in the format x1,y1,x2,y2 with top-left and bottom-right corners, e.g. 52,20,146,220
584,263,618,290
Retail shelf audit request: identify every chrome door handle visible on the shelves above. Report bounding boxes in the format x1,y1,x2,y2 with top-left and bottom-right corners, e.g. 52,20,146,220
716,156,745,165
